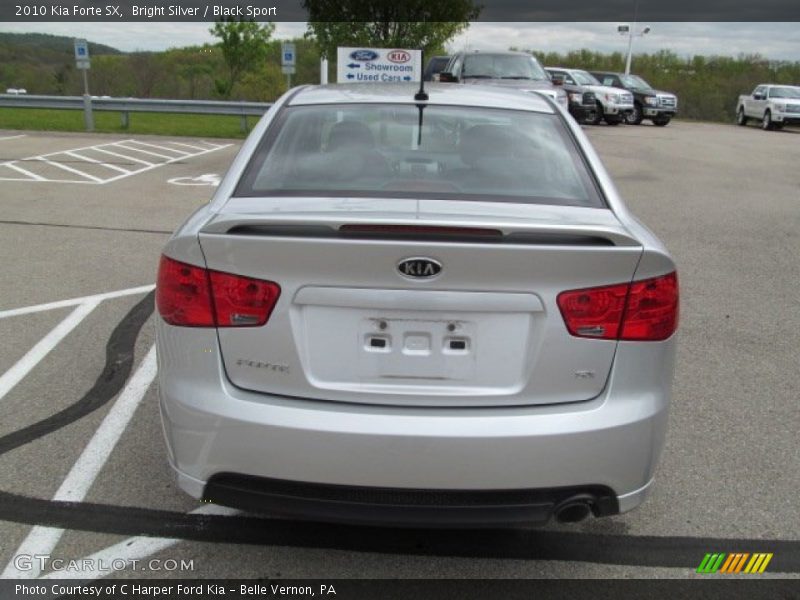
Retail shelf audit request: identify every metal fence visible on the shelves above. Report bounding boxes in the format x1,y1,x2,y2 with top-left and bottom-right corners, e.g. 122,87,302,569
0,94,273,132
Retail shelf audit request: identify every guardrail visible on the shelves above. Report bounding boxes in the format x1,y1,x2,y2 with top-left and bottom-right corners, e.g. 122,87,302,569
0,94,273,132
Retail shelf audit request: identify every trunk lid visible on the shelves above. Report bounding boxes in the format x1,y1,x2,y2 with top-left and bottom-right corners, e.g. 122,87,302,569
199,197,642,408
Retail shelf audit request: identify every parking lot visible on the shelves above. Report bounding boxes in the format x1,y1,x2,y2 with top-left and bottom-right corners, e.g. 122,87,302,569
0,121,798,580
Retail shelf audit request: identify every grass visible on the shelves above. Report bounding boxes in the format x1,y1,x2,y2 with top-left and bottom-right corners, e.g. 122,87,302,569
0,108,253,138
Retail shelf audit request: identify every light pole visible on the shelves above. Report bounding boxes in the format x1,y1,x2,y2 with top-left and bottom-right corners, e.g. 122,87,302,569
617,23,651,75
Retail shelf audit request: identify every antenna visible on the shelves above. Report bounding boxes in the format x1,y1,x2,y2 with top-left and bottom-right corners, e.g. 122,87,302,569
414,49,428,102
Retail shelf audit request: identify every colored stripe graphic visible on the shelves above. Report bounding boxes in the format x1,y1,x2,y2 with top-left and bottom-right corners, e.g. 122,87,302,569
698,552,773,574
744,553,773,574
697,553,726,573
719,553,749,573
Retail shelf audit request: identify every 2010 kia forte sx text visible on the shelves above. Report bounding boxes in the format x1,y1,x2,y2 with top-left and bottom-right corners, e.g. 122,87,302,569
155,83,678,527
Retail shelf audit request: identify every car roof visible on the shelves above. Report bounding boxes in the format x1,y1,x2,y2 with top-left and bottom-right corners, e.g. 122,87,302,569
453,50,532,57
287,83,555,113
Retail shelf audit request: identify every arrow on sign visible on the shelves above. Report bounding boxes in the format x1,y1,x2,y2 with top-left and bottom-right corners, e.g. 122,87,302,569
346,73,355,79
347,63,361,69
403,76,412,81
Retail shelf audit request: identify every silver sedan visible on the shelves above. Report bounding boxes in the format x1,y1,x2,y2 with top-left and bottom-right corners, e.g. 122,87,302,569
155,83,678,527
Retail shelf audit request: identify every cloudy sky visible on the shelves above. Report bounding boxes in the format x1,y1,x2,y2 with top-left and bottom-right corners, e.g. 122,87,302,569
3,22,799,60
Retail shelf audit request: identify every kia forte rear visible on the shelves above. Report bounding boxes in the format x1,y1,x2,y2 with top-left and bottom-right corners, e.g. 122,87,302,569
155,83,678,526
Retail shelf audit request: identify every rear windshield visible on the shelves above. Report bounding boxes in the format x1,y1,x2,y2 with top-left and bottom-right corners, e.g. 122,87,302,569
235,103,603,208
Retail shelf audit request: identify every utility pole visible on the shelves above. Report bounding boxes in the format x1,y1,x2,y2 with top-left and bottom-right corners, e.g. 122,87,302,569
618,23,651,75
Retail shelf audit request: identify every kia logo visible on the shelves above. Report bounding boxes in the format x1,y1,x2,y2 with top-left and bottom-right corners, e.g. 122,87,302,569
397,257,442,279
349,49,379,62
387,50,411,63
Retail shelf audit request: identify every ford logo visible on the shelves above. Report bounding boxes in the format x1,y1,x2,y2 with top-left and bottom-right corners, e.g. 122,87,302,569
349,49,379,62
397,257,442,280
387,50,411,63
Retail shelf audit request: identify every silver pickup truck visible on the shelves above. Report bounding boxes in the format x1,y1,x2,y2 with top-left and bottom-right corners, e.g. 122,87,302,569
737,84,800,130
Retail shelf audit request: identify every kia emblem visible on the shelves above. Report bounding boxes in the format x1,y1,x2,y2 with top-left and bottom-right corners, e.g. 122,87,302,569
397,257,442,280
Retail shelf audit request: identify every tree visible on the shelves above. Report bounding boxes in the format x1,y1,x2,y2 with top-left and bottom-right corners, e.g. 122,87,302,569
303,0,481,59
210,18,275,99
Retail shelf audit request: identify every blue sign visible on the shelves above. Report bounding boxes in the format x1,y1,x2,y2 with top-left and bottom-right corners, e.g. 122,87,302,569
281,42,296,68
74,39,90,68
349,50,379,62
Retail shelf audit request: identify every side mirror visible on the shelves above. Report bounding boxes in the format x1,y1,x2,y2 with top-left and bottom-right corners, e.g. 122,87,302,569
550,74,565,86
439,72,458,83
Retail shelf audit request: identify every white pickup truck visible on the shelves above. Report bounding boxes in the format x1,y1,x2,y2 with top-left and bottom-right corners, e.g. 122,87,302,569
737,84,800,130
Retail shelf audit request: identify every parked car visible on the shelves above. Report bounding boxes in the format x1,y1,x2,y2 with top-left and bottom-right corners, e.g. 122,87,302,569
546,67,633,126
590,71,678,126
423,55,450,82
547,70,597,124
737,84,800,130
440,51,568,111
156,82,678,527
4,88,27,95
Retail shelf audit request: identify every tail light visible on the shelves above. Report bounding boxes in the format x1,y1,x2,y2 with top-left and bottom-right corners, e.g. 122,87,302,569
156,255,280,327
557,272,678,342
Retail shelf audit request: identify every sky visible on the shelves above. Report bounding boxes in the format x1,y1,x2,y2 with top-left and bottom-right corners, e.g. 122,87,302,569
2,22,799,61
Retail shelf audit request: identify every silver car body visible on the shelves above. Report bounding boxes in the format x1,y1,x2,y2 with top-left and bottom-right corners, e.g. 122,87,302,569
156,83,677,526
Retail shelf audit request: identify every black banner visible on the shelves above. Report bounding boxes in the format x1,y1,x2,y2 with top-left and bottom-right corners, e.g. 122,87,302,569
2,0,800,22
2,579,799,600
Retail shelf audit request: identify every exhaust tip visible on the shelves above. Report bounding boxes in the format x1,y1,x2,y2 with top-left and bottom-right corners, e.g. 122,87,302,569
554,498,593,524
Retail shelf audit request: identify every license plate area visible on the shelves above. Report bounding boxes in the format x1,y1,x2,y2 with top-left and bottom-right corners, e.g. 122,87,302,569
359,317,477,380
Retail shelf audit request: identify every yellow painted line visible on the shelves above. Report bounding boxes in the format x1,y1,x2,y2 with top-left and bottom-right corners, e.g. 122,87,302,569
758,553,773,573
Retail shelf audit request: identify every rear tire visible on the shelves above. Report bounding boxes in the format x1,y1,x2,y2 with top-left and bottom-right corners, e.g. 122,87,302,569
653,117,671,127
736,108,749,126
588,102,603,125
626,104,644,125
762,110,773,130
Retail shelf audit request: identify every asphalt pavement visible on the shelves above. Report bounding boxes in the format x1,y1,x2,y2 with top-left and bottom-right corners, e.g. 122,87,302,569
0,121,797,580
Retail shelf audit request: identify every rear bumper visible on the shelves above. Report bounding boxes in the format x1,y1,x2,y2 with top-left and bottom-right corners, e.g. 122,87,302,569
157,321,674,525
200,473,623,527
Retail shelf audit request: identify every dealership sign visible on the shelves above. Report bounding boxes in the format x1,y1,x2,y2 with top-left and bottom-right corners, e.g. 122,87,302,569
336,47,422,83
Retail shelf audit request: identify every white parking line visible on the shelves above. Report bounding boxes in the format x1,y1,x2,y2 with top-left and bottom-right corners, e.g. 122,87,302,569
3,162,45,181
0,139,231,184
0,300,101,404
90,146,154,166
0,284,155,320
162,141,207,152
1,346,158,579
115,143,181,161
63,151,132,174
0,134,27,141
38,505,238,580
34,157,104,183
128,140,191,156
